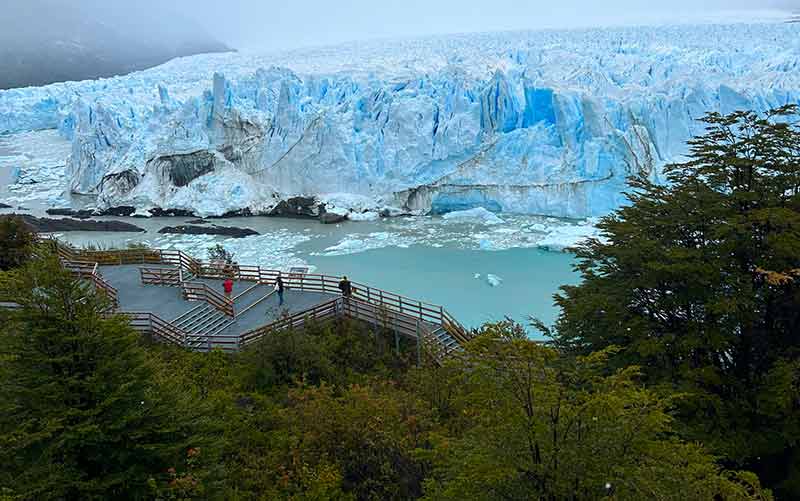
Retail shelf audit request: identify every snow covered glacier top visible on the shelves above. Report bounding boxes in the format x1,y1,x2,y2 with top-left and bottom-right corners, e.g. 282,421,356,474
1,21,799,217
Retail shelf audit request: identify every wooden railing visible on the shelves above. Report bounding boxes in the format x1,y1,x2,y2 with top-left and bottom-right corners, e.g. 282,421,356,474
89,271,119,309
140,267,181,287
80,248,163,266
442,310,471,344
124,312,186,346
61,259,97,277
184,331,241,353
240,297,342,347
159,250,202,276
181,281,235,317
341,297,424,340
239,296,459,364
58,257,119,309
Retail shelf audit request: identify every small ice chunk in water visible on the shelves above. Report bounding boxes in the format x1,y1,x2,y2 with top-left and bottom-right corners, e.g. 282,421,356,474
486,274,503,287
473,273,481,279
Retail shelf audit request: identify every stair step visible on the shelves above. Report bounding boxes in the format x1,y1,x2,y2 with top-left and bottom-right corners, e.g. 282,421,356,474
176,313,218,333
173,304,204,324
174,305,217,330
183,312,226,335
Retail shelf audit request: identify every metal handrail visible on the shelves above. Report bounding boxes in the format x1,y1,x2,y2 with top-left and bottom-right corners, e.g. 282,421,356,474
181,281,235,317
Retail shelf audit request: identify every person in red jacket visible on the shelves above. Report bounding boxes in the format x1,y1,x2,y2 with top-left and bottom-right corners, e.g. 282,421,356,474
223,277,234,298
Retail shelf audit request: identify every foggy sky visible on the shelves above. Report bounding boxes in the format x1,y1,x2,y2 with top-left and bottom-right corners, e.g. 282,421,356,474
63,0,800,51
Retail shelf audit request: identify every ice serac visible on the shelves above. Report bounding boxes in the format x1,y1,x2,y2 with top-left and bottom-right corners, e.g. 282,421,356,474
1,22,799,217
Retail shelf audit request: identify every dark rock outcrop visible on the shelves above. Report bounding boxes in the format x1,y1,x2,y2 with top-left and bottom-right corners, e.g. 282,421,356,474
46,208,96,219
0,203,12,209
320,212,348,224
99,206,137,217
157,225,259,238
4,214,146,233
148,150,217,187
98,171,140,198
269,196,322,219
185,219,209,225
148,208,197,218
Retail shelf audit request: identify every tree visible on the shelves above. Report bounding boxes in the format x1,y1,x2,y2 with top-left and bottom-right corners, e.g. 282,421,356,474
207,243,235,265
549,106,800,497
0,216,35,270
422,322,771,500
284,382,434,500
0,258,216,499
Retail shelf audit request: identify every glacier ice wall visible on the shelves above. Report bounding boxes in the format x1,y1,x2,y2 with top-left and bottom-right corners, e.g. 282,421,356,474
1,23,799,217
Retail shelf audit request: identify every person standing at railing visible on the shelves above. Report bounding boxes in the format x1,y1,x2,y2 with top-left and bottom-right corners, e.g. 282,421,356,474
275,273,285,306
223,277,234,299
338,276,353,297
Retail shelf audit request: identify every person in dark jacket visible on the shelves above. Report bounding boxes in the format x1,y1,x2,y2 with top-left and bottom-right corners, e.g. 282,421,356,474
275,273,285,306
338,276,353,297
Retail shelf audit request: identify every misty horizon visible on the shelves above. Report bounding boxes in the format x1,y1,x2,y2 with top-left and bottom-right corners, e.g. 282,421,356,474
164,0,800,51
14,0,800,53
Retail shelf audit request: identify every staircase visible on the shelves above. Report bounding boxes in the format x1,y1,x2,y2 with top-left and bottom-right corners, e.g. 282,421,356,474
173,304,234,351
233,283,274,316
427,325,462,357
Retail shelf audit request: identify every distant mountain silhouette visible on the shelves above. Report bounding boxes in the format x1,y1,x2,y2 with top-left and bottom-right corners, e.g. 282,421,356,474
0,0,232,90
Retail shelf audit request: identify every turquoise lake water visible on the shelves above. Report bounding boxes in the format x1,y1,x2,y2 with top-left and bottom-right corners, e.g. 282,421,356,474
312,245,578,332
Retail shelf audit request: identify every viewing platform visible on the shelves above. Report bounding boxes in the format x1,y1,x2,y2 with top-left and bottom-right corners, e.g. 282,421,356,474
38,237,471,362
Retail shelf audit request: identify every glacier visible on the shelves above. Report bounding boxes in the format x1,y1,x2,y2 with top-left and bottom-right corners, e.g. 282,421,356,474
1,21,799,218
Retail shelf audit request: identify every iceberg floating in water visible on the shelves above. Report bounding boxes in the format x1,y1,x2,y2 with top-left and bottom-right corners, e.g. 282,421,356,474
1,21,799,217
537,219,604,252
443,207,505,225
486,274,503,287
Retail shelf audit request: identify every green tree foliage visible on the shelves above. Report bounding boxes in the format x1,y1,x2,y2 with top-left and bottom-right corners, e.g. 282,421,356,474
420,322,770,500
207,244,235,265
0,216,34,271
550,106,800,496
0,258,217,500
145,318,422,500
283,382,433,500
238,318,413,393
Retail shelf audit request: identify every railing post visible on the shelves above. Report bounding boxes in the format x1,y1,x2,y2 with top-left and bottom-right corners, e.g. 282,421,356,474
416,320,421,367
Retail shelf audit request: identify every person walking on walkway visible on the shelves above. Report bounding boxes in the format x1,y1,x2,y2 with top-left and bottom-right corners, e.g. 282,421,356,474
223,277,234,299
275,273,285,306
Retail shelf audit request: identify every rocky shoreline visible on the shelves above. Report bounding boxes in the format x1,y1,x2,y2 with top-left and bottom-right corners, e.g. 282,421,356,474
40,194,404,225
3,214,146,233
